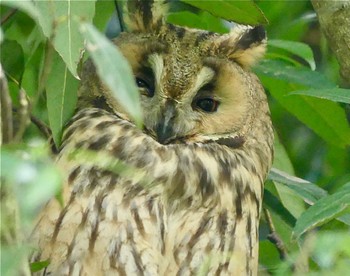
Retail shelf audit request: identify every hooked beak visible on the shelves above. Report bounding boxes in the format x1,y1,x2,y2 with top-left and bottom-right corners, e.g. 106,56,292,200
155,101,176,144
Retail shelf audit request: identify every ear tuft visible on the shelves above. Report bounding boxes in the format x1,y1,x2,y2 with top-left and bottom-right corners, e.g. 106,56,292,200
122,0,168,33
236,25,266,50
229,25,266,68
213,25,267,68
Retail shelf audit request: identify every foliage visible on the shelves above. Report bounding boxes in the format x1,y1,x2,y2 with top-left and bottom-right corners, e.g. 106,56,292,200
1,0,349,275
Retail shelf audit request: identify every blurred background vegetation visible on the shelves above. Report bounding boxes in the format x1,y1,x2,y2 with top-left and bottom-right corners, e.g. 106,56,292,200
1,0,349,275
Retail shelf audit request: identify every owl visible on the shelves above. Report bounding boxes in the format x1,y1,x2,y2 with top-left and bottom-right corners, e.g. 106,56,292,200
31,1,274,275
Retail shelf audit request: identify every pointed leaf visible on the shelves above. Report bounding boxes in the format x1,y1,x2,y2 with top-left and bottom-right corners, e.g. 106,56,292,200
293,183,350,238
34,0,96,77
182,0,268,25
268,39,315,70
1,0,40,22
46,52,78,146
79,23,142,126
167,11,228,34
290,88,350,104
256,61,350,148
268,168,327,205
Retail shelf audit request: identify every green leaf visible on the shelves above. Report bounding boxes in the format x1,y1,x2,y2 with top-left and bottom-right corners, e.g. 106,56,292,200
46,52,78,146
268,39,315,70
0,40,24,82
0,27,3,44
181,0,268,25
256,62,350,148
255,59,335,89
167,11,228,34
289,88,350,104
30,260,50,273
293,183,350,238
1,145,62,224
1,0,40,22
79,23,142,126
267,39,316,70
272,136,305,218
34,0,96,77
268,168,327,205
263,189,296,227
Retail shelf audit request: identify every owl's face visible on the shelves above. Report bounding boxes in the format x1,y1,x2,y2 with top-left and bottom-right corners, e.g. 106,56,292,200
79,2,268,145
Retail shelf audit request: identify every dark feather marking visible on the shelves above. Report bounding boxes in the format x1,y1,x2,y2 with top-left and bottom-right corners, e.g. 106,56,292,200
175,27,186,39
87,110,105,118
111,136,128,160
228,220,237,253
109,239,121,268
86,168,100,193
198,162,215,199
107,174,119,191
51,194,76,243
95,120,115,131
188,216,212,248
216,136,245,148
131,204,145,237
218,158,233,185
235,192,243,220
217,210,228,251
68,166,81,186
195,31,215,47
236,25,266,50
87,134,111,151
246,214,253,257
142,0,153,31
131,244,145,276
158,204,166,255
89,192,106,252
215,263,229,276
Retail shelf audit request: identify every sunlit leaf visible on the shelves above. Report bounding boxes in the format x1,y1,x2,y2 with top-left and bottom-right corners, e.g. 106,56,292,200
34,0,96,77
269,39,315,70
79,23,142,126
46,52,78,146
182,0,268,25
290,88,350,104
293,183,350,238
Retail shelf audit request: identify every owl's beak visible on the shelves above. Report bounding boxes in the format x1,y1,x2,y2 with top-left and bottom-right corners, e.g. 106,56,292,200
155,101,176,144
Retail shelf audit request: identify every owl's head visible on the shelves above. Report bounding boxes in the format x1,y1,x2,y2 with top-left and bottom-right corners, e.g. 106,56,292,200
79,1,271,147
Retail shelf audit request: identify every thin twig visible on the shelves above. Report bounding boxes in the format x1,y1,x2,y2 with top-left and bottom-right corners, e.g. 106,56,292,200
13,88,30,142
30,115,52,140
263,208,288,260
1,8,18,25
0,64,13,144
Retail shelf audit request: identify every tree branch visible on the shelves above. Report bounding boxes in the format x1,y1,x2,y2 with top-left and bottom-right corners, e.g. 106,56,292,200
312,1,350,86
13,89,30,142
1,64,13,144
263,208,288,261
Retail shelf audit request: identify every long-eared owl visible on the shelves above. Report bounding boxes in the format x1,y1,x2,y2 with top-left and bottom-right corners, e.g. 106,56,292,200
31,1,274,275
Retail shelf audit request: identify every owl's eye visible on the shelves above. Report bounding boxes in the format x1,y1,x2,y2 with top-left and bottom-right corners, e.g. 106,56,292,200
136,77,154,97
195,98,219,113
